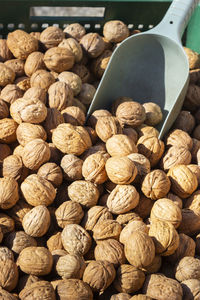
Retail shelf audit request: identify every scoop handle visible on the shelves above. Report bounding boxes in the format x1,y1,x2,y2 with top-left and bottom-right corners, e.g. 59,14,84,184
152,0,199,44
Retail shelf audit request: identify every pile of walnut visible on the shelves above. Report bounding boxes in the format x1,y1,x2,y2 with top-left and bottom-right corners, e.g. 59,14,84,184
0,19,200,300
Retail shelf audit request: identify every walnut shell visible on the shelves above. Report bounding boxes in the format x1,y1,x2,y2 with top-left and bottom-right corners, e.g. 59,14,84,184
160,146,191,171
0,288,18,300
193,124,200,140
37,162,63,187
116,101,146,127
56,279,93,300
81,206,113,231
64,23,86,41
61,106,85,126
19,281,56,300
80,33,105,58
5,59,25,77
78,83,96,105
24,51,46,77
60,154,83,181
87,109,112,128
43,108,64,139
40,26,65,49
119,220,149,244
10,98,47,124
141,169,171,200
168,165,198,198
0,247,14,261
103,20,129,43
7,30,38,59
179,208,200,236
4,231,37,255
113,264,145,293
188,164,200,185
167,192,183,209
30,69,55,91
1,84,23,104
93,220,122,241
173,110,195,134
52,123,92,155
12,145,24,158
17,246,53,275
185,190,200,216
58,38,83,63
56,254,86,279
0,118,18,144
61,224,92,256
133,193,153,219
166,129,193,150
0,39,13,62
48,81,73,111
136,124,159,138
0,177,19,209
2,154,28,182
143,102,163,126
0,99,9,119
91,49,112,78
0,63,15,87
55,201,84,228
123,127,138,144
23,86,47,104
0,213,14,234
58,71,82,96
16,123,47,147
44,47,75,73
22,205,50,237
21,174,56,206
0,259,18,292
175,256,200,282
47,232,63,252
106,134,138,157
181,279,200,300
15,75,30,91
71,64,90,83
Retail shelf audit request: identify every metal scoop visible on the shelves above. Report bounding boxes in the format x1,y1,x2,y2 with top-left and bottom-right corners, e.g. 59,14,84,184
87,0,199,139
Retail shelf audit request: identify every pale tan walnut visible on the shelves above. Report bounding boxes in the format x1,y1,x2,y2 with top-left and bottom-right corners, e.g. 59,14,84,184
107,185,139,215
2,154,28,182
142,102,162,126
123,127,138,144
93,220,122,241
4,231,37,255
22,139,50,170
166,129,193,150
23,86,47,104
58,38,83,63
160,146,191,172
55,201,84,228
0,259,18,292
56,254,86,279
80,33,105,58
119,220,149,244
58,71,82,96
39,26,64,49
37,162,63,187
173,110,195,134
71,63,91,83
136,124,159,138
143,274,183,300
13,145,24,158
181,279,200,300
0,177,19,210
1,84,23,104
10,98,47,124
137,135,165,167
61,106,85,126
57,279,93,300
22,205,50,237
179,208,200,236
44,47,75,73
78,83,96,105
81,205,113,231
64,23,86,41
48,81,73,111
21,174,56,206
83,260,115,292
16,123,47,147
61,154,83,181
17,246,53,275
25,52,45,78
103,20,129,43
7,30,38,59
124,231,155,269
175,256,200,282
141,169,171,200
0,213,14,234
94,239,125,267
52,123,92,155
111,96,133,115
0,63,15,87
0,39,13,62
87,109,112,128
5,59,25,77
43,108,64,139
188,164,200,185
0,99,9,119
61,224,92,256
116,101,146,127
19,281,56,300
30,69,55,91
15,76,30,91
106,134,138,157
91,49,112,78
168,164,198,198
51,249,68,275
105,156,137,185
114,264,145,294
0,247,14,261
184,47,200,69
47,232,63,252
82,152,108,184
127,153,151,183
167,192,183,209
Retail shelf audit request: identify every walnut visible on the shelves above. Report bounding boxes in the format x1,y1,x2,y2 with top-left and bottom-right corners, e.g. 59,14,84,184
23,86,47,104
40,26,65,49
136,124,159,138
127,153,150,183
73,98,87,114
114,264,145,294
78,83,96,105
47,232,63,252
0,259,18,292
93,220,122,241
24,52,45,78
141,169,171,200
61,154,83,181
111,97,133,115
1,84,23,104
0,63,15,87
21,174,56,206
94,239,125,267
105,157,137,184
14,76,30,91
168,164,198,198
167,192,183,209
137,135,165,167
44,47,75,73
0,213,14,234
143,102,163,126
61,224,92,255
144,254,162,274
87,109,112,128
19,281,56,300
30,69,55,91
64,23,86,41
181,279,200,300
179,208,200,236
71,64,91,83
55,201,84,228
52,123,92,155
17,246,53,275
48,81,73,111
58,38,83,63
22,139,50,170
124,231,155,269
2,154,28,182
129,295,151,300
48,142,62,165
4,59,25,77
81,206,113,231
10,98,47,124
143,274,183,300
160,146,191,171
12,145,24,158
106,134,138,157
16,123,47,146
133,193,153,219
58,71,82,96
81,142,107,160
37,162,62,188
7,199,31,229
7,30,38,59
56,254,86,279
80,33,105,58
0,177,19,209
0,246,14,261
91,49,112,78
85,126,98,144
173,110,195,134
56,279,93,300
61,106,85,126
184,47,200,69
107,185,139,215
187,164,200,185
175,256,200,282
116,101,146,127
82,153,108,184
166,129,193,150
103,20,129,43
0,39,13,61
4,231,37,255
43,108,64,139
123,127,138,144
185,190,200,216
0,99,9,119
119,220,149,244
